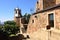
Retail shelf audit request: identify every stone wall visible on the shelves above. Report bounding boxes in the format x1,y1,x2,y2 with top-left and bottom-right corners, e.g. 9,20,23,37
43,0,56,9
27,7,60,40
27,8,60,33
55,8,60,29
36,0,60,11
27,28,60,40
36,0,43,11
56,0,60,4
50,29,60,40
14,17,20,26
27,10,55,34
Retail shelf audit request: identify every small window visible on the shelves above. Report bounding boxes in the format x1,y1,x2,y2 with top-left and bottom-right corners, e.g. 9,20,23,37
48,13,54,27
35,16,37,18
16,11,17,13
32,20,34,23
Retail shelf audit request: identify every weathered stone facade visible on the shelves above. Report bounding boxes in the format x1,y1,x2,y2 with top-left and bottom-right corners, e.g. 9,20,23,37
14,8,28,39
14,8,22,26
27,8,60,40
14,0,60,40
36,0,60,11
27,0,60,40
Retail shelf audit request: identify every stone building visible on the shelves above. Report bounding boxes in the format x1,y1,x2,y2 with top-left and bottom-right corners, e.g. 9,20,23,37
27,0,60,40
14,0,60,40
14,8,29,40
14,8,22,27
27,0,60,33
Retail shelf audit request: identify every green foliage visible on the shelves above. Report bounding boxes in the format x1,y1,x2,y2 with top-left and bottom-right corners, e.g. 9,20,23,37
23,13,31,23
4,21,16,25
0,21,19,36
0,26,2,29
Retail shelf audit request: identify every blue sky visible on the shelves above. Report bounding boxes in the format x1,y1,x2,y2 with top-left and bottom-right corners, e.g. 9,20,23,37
0,0,37,22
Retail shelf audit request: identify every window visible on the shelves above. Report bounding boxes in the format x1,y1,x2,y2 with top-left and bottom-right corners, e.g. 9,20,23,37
35,16,37,18
15,11,17,14
48,13,54,27
32,20,34,23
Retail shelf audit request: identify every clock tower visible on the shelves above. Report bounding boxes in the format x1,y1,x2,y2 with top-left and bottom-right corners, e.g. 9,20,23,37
14,8,22,26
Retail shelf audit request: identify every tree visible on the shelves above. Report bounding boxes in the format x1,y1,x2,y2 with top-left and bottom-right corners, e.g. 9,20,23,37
4,21,16,25
23,13,31,23
1,21,20,36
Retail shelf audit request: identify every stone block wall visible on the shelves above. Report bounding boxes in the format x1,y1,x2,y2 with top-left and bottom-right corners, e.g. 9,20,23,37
27,10,55,34
43,0,56,9
27,8,60,34
27,28,60,40
36,0,60,11
27,13,46,33
27,28,49,40
27,8,60,40
56,0,60,4
36,0,43,10
14,17,20,26
55,9,60,29
50,29,60,40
